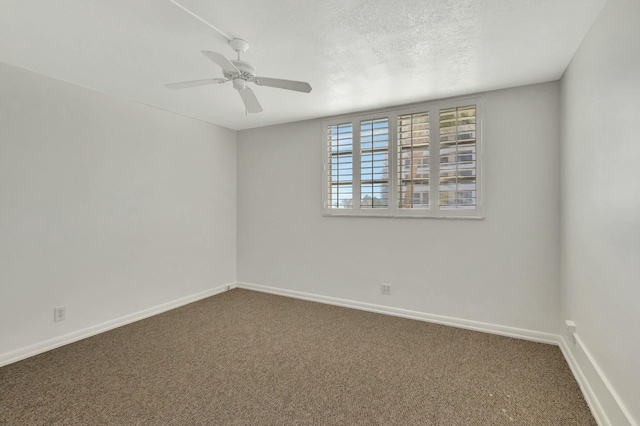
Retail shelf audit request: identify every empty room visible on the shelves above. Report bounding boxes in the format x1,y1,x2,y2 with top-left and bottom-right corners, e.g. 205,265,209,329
0,0,638,424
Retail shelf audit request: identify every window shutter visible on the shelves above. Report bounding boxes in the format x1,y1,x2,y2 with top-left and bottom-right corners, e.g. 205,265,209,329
439,105,477,209
323,98,481,218
327,123,354,209
360,118,389,208
397,112,430,209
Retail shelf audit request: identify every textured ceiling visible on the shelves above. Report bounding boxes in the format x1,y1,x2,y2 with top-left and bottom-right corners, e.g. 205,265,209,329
0,0,606,130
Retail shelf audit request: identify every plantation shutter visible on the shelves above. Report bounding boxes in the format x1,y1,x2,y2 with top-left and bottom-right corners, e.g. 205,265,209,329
438,105,477,209
360,118,389,208
397,112,430,209
327,123,354,209
323,98,481,218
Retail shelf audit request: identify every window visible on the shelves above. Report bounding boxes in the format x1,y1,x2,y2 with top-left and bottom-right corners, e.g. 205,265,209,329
398,112,430,209
439,105,477,210
360,118,389,209
327,123,354,209
323,98,482,218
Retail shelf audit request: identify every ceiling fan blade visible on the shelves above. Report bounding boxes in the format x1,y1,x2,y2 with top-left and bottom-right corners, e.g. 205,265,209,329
165,78,227,90
201,51,239,74
254,77,312,93
239,87,263,113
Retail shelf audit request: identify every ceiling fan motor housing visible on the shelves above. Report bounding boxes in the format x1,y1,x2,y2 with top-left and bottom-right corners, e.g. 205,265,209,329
225,60,256,83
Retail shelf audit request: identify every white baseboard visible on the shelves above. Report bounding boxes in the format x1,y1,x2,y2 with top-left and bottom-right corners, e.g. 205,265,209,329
5,280,634,426
559,335,637,426
0,282,235,367
235,281,558,345
559,336,608,426
235,282,637,426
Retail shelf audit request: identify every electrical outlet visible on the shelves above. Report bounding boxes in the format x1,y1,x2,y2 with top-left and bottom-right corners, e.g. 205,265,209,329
381,283,392,295
54,306,66,322
564,320,576,345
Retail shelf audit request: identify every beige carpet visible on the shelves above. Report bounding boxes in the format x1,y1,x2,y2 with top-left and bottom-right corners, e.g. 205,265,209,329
1,289,595,425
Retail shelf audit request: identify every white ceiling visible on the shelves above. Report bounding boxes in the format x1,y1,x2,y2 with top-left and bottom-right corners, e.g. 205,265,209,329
0,0,606,131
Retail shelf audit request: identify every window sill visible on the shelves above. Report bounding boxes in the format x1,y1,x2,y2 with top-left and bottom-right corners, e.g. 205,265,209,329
322,211,485,220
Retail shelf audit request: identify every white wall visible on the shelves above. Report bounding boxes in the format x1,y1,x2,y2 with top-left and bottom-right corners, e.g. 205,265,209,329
237,82,561,334
0,62,237,360
560,0,640,423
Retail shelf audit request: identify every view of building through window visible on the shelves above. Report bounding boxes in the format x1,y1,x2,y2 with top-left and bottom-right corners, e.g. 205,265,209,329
325,100,480,217
398,112,430,209
439,105,477,209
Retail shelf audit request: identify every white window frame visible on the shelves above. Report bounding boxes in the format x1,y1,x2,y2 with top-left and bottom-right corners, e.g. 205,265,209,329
322,96,483,219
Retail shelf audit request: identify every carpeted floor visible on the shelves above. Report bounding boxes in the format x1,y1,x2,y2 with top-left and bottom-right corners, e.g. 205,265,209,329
1,289,596,425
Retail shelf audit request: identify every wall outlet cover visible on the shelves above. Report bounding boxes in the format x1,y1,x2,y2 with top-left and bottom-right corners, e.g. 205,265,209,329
54,306,66,322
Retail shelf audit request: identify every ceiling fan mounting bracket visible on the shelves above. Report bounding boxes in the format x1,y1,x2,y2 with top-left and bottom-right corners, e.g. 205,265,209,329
229,38,249,53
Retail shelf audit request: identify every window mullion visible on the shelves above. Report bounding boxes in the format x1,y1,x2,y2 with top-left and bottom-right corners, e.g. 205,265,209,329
353,120,362,212
430,104,440,216
389,113,398,215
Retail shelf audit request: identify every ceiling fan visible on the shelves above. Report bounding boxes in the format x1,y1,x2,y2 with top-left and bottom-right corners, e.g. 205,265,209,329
166,1,312,113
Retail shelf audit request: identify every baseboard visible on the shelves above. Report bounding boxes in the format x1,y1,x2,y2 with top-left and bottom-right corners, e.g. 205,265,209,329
559,337,608,426
236,282,636,426
5,281,634,426
0,282,235,367
559,335,637,426
235,281,558,345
